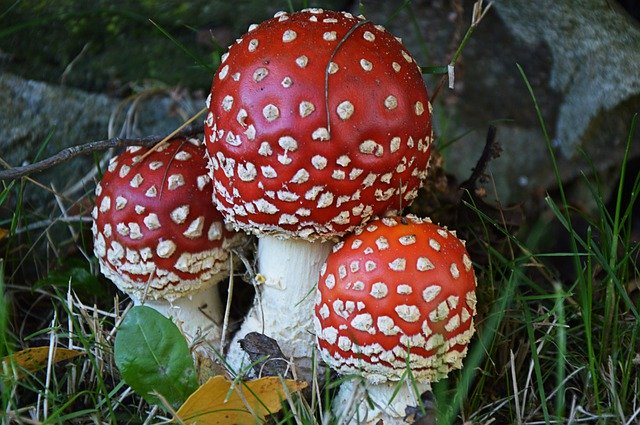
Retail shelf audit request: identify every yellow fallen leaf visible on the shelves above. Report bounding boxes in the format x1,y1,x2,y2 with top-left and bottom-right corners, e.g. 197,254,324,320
176,375,307,425
0,228,8,241
2,346,84,378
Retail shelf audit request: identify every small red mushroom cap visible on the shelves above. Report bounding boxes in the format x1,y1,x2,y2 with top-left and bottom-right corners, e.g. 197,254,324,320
314,215,477,384
91,138,244,301
205,9,432,240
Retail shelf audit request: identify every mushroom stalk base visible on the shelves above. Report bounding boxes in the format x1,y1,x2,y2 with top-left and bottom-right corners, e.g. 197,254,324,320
333,379,432,424
227,236,332,378
137,286,224,354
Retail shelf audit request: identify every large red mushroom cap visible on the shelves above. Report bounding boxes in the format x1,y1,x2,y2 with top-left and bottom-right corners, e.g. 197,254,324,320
92,138,244,301
314,215,477,384
205,9,432,240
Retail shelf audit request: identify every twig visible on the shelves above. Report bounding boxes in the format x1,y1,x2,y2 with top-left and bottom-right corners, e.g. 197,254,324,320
459,124,500,193
0,123,204,181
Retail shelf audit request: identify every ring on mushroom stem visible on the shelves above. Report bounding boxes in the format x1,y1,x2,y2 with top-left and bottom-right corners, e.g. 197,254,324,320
314,215,477,424
92,138,246,366
204,8,433,380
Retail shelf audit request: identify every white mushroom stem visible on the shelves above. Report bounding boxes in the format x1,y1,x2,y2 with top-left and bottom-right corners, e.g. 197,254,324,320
332,378,432,424
136,285,224,354
227,236,332,377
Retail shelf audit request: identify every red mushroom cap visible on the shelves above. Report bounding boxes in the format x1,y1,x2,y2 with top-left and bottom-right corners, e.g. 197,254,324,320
205,9,432,240
314,215,477,384
92,138,244,301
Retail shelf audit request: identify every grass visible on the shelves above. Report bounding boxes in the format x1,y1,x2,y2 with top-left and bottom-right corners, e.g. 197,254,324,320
1,2,640,424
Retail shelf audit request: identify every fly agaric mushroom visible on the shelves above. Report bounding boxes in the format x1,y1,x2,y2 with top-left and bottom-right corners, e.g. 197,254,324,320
204,8,432,375
92,138,245,354
314,215,477,424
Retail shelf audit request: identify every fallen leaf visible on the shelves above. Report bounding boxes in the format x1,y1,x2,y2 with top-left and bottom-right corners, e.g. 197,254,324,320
176,375,307,424
2,347,84,378
0,228,8,241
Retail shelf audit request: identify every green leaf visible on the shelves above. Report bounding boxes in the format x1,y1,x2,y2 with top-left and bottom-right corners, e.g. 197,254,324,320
114,306,198,409
35,258,108,299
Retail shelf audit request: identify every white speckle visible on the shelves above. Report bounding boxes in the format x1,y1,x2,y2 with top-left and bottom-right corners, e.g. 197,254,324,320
298,101,315,118
248,38,259,52
349,261,360,273
116,223,129,236
390,137,402,153
401,50,413,63
415,101,425,116
311,155,328,170
254,198,278,214
143,213,161,230
445,315,461,332
278,136,298,151
183,216,204,239
384,95,398,110
156,240,176,258
222,95,234,111
447,295,460,310
277,154,292,165
170,205,190,224
323,31,337,41
167,174,185,190
134,205,145,214
253,67,269,82
466,291,477,312
325,273,336,289
399,235,416,245
278,214,299,225
374,24,385,32
218,64,229,80
422,285,441,302
244,124,256,140
225,131,242,147
352,281,365,291
262,104,280,121
360,59,373,71
359,139,378,155
351,313,374,333
365,261,377,272
295,208,311,216
327,62,339,74
130,174,144,188
115,196,127,210
321,327,338,344
374,236,389,250
290,169,309,183
417,257,435,271
295,55,308,67
336,101,354,120
380,172,393,184
429,239,441,251
388,258,406,271
305,186,324,200
463,254,473,271
317,192,334,208
378,316,399,336
349,168,363,180
392,62,401,72
174,151,191,161
281,77,293,88
312,127,330,141
319,304,330,319
397,284,412,294
461,307,471,323
238,162,257,182
338,265,347,279
282,29,297,42
395,305,421,323
118,165,130,178
236,109,248,127
260,166,277,178
450,263,460,279
258,142,273,156
332,170,346,180
351,239,362,249
338,336,352,351
277,190,299,202
363,31,375,41
208,222,222,241
323,17,338,23
99,196,111,213
370,282,388,299
429,301,450,322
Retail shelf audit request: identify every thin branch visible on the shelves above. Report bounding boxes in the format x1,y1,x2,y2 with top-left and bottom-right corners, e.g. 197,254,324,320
0,124,203,181
459,124,500,193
